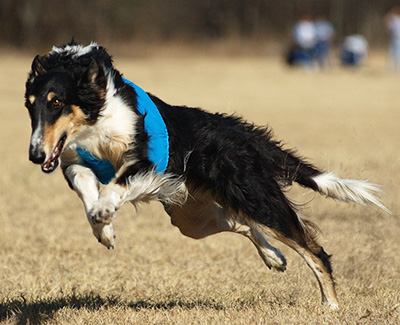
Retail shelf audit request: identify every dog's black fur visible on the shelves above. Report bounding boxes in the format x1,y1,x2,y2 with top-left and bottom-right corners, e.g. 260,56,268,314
162,105,313,241
25,42,387,309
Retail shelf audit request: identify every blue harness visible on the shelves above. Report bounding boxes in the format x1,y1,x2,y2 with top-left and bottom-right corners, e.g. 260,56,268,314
77,78,169,184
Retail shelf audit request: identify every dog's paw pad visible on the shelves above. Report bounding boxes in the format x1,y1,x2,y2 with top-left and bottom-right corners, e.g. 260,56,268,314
91,206,115,225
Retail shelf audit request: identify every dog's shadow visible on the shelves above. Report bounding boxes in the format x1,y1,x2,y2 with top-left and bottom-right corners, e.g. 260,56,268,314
0,292,225,324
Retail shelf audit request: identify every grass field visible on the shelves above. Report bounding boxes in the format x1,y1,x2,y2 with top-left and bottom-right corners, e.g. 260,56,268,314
0,50,399,324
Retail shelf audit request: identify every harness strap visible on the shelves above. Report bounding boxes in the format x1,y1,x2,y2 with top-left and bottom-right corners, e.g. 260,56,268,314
76,147,115,184
122,77,169,173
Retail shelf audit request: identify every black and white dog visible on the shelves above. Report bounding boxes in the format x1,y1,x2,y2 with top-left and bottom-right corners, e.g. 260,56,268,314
25,42,388,309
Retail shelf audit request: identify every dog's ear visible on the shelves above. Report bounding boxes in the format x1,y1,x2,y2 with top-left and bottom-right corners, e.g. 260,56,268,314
26,55,47,94
81,58,106,88
87,58,102,84
76,59,107,123
31,55,47,76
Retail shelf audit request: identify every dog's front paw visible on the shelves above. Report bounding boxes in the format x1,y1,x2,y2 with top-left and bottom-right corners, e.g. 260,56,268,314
87,186,121,249
91,204,116,225
90,188,121,224
90,196,118,225
92,222,116,249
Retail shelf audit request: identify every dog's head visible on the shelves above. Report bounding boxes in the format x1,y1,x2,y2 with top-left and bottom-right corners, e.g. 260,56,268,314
25,43,110,173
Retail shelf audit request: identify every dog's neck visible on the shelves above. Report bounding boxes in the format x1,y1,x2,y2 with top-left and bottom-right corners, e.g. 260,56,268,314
73,78,169,183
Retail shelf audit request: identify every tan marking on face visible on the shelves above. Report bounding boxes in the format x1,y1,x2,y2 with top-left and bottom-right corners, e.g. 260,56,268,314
28,95,36,105
70,105,87,131
47,92,57,102
43,116,70,155
42,105,88,157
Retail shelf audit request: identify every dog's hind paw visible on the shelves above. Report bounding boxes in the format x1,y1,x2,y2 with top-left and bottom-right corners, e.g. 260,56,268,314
259,248,287,272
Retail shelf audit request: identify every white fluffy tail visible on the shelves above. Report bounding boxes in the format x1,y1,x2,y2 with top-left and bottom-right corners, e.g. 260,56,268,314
312,172,390,213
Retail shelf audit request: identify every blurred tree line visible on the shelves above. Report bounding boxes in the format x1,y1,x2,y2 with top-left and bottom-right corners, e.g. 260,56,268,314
0,0,398,49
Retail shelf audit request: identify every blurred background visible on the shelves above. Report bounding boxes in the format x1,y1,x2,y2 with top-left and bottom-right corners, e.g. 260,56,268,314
1,0,400,56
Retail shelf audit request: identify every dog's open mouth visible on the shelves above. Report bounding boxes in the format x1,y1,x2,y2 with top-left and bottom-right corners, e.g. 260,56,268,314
41,134,67,173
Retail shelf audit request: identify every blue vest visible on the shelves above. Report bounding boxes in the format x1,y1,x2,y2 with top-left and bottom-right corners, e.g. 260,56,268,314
77,78,169,184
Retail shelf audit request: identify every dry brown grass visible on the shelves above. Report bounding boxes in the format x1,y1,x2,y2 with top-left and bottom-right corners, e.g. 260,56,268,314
0,51,399,324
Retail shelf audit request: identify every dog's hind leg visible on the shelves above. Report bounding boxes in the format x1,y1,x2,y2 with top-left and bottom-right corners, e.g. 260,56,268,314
239,223,287,272
63,164,116,249
262,218,339,310
164,191,286,272
228,175,338,308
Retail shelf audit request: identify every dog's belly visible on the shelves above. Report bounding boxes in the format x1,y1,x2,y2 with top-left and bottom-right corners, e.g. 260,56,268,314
164,189,231,240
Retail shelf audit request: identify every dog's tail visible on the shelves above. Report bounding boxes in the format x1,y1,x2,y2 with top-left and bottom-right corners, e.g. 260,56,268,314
278,150,390,213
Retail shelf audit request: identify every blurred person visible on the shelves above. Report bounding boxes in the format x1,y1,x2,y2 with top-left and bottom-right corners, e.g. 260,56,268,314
314,15,335,69
287,14,317,68
340,34,368,67
385,7,400,71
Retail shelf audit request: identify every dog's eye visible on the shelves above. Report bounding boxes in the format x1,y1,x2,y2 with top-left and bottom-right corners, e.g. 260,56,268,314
52,98,62,108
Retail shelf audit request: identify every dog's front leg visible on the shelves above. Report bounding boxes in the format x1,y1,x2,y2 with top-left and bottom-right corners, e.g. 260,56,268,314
63,164,116,249
90,183,121,225
90,172,157,225
91,169,187,225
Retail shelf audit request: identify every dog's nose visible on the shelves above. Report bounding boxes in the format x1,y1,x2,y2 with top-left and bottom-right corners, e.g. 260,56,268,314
29,145,45,164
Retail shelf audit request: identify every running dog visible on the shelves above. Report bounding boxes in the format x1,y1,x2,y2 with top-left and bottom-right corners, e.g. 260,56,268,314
25,42,388,310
